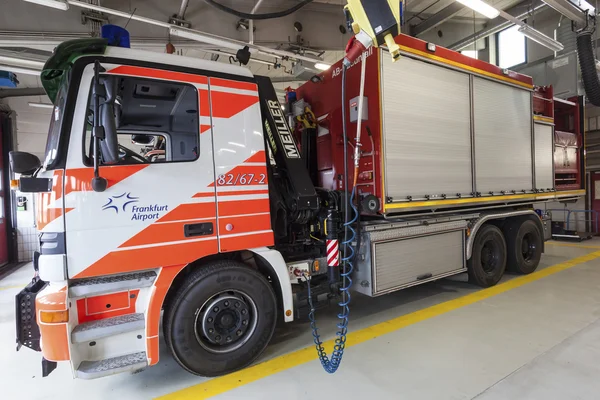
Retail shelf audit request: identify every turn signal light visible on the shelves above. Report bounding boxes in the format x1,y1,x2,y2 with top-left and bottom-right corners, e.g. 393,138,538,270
10,179,19,190
39,310,69,323
313,260,320,273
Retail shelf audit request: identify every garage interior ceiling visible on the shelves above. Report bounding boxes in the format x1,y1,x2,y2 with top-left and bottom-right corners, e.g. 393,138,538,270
0,0,569,94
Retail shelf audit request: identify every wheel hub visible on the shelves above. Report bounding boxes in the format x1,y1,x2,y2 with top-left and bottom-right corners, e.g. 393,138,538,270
194,291,258,354
521,233,536,261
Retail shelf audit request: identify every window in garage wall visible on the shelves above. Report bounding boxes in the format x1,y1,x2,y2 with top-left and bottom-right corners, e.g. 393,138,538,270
497,25,527,69
461,50,478,60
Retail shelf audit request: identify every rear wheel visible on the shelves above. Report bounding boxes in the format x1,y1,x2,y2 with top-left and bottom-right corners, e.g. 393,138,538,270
164,260,277,377
504,219,542,274
468,224,507,287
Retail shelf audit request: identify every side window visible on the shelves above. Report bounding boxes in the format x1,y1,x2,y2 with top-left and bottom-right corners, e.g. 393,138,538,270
84,75,199,165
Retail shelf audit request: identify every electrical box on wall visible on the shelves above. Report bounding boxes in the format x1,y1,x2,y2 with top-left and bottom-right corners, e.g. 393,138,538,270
17,196,27,211
349,96,368,122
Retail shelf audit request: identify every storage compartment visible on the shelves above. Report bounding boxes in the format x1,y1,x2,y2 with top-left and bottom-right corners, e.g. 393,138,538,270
473,77,533,194
381,56,473,201
534,122,554,191
354,220,467,297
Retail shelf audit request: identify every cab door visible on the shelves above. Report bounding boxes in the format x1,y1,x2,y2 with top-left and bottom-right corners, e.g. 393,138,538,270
63,62,218,279
208,77,274,253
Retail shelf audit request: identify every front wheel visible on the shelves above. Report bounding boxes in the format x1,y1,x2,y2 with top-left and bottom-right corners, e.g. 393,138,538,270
468,224,507,288
164,260,277,377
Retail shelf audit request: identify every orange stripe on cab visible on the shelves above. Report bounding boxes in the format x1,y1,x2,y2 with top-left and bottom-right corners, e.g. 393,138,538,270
120,219,216,247
218,199,270,217
219,214,272,235
210,77,258,92
74,239,218,279
157,203,216,222
108,66,208,85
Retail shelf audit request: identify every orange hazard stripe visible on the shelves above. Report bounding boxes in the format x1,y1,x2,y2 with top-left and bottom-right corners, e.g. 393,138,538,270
157,203,216,222
120,219,216,247
218,199,270,217
220,231,274,253
108,66,208,85
74,239,218,279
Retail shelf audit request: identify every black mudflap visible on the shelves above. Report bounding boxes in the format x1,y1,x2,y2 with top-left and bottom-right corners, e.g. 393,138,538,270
15,276,48,352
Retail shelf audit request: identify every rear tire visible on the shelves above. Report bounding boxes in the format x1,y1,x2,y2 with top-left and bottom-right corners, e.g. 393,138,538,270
164,260,277,377
504,219,542,274
468,224,507,287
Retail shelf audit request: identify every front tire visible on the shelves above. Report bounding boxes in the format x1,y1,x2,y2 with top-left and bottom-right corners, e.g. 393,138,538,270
468,224,507,287
504,219,542,274
164,260,277,377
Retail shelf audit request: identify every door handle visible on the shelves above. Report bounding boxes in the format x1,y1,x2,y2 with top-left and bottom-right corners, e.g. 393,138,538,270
184,223,214,237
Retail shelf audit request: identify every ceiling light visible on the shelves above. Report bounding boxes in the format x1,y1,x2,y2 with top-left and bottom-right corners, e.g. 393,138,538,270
577,0,595,14
455,0,500,19
23,0,69,11
28,102,54,109
542,0,588,24
169,27,247,54
314,62,331,71
518,25,564,52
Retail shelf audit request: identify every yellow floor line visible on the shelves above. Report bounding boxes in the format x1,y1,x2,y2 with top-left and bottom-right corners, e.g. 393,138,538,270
546,241,600,250
157,250,600,400
0,284,26,291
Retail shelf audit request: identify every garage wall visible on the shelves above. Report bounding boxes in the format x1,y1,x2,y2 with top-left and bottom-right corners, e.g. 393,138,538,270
0,95,50,262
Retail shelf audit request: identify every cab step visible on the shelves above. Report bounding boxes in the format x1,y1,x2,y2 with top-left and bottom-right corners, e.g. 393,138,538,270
71,313,145,344
69,271,157,297
76,351,147,379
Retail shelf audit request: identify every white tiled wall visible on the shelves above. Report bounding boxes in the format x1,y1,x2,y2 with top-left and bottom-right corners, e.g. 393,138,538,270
17,226,39,262
16,192,38,262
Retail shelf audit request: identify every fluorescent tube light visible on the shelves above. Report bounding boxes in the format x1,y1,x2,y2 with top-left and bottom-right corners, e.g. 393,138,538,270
314,62,332,71
518,25,564,52
542,0,587,24
23,0,69,11
169,27,247,54
28,102,54,109
455,0,500,19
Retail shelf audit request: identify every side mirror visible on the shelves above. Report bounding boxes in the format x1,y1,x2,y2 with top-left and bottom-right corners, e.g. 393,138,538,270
9,151,41,175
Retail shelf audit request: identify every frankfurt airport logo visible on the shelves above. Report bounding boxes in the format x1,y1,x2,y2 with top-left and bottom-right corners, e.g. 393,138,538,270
102,193,139,214
102,193,168,221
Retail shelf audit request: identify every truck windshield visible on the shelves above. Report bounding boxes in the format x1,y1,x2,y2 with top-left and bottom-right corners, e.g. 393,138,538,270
43,80,69,169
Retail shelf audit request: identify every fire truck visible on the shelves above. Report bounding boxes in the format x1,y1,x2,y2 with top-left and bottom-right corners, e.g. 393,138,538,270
12,32,584,379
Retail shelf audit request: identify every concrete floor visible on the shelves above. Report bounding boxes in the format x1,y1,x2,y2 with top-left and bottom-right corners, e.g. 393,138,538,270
3,240,600,399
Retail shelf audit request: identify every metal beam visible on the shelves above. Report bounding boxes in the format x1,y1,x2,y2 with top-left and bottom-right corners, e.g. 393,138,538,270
410,3,466,37
448,0,547,50
0,87,46,98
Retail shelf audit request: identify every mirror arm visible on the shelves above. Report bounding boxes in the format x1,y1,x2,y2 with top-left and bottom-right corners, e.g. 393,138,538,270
91,60,108,193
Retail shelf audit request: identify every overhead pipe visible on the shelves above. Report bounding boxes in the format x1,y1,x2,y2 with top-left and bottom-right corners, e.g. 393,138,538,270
448,0,547,50
177,0,189,19
249,0,265,44
64,0,323,64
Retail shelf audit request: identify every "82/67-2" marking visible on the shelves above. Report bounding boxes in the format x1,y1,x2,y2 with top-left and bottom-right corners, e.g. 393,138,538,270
217,173,267,186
